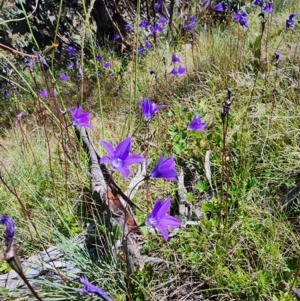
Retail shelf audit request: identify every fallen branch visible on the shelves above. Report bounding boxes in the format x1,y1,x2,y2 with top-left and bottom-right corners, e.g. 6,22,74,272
73,126,143,271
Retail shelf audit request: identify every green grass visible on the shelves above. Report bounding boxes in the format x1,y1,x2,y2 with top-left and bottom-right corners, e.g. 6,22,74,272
1,0,300,300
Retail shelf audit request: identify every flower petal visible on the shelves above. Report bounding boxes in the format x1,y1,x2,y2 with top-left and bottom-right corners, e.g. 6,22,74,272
150,199,163,217
156,198,171,218
160,215,182,228
118,166,130,178
100,140,115,158
100,156,111,164
158,170,178,182
115,137,131,160
124,154,145,166
158,226,169,241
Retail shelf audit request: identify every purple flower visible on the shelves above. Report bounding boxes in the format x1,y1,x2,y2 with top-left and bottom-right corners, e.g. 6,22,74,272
114,33,121,40
187,115,207,132
67,46,75,55
17,112,23,120
0,215,15,253
139,98,165,121
150,154,178,182
2,64,9,73
124,24,132,31
140,19,150,28
170,65,186,76
159,16,168,25
294,290,300,301
77,276,112,301
214,3,223,12
96,54,102,62
252,0,263,6
38,55,49,70
171,53,181,63
286,13,299,30
145,41,152,50
177,65,186,75
25,58,33,70
184,15,196,31
150,24,164,34
99,137,145,178
69,106,91,128
146,198,181,241
234,12,249,28
138,46,145,54
60,73,68,82
201,0,210,8
262,2,273,13
155,0,162,11
67,61,74,70
103,62,110,68
274,52,280,62
3,89,9,98
40,89,48,98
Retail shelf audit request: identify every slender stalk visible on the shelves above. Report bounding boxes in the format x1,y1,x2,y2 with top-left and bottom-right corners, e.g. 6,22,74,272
6,252,44,301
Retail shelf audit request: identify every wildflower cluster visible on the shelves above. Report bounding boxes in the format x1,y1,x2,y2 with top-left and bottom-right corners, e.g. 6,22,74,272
68,96,207,245
170,53,186,76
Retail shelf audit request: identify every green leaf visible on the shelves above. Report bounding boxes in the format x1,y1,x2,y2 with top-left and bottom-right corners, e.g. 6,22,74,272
196,180,208,192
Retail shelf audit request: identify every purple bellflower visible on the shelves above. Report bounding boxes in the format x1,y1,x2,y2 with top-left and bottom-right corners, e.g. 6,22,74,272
214,3,223,12
187,115,207,132
286,13,299,30
77,276,112,301
140,19,150,28
25,58,33,70
155,0,162,11
145,41,152,50
150,154,178,182
150,24,164,34
96,54,102,62
114,33,121,40
3,89,9,98
40,89,48,98
201,0,210,8
184,15,196,31
67,46,75,55
139,98,165,121
69,106,91,128
2,64,9,74
234,12,249,28
0,215,15,254
171,53,181,63
252,0,263,6
37,55,49,70
170,65,186,76
138,46,145,54
60,73,68,82
146,198,181,241
124,24,132,31
17,113,23,121
294,290,300,301
67,61,74,70
103,62,110,68
262,2,273,13
99,137,145,178
159,16,168,25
